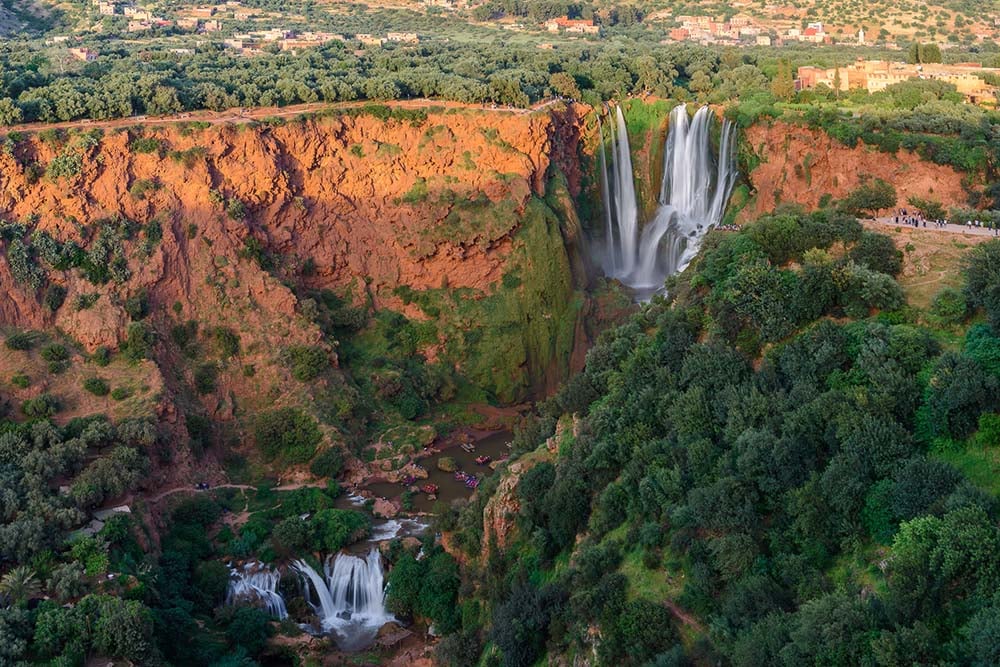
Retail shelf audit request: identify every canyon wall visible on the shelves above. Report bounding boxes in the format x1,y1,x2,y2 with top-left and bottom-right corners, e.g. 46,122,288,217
742,121,972,219
0,104,592,439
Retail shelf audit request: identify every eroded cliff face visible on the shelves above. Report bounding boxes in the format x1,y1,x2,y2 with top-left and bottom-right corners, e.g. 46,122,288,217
0,103,590,435
742,121,972,219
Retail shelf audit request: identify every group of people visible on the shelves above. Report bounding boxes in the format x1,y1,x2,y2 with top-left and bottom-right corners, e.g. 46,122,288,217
892,208,941,228
963,219,999,235
714,224,741,232
892,208,1000,235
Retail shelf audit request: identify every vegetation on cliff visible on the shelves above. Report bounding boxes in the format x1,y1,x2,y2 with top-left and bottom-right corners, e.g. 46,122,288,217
437,206,1000,666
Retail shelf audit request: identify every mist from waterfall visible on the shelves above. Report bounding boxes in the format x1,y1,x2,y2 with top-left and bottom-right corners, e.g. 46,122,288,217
599,103,738,297
293,548,394,650
226,563,288,619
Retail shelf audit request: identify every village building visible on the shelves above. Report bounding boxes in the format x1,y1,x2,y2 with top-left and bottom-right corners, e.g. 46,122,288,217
69,47,99,61
796,58,999,105
387,32,419,43
544,17,600,35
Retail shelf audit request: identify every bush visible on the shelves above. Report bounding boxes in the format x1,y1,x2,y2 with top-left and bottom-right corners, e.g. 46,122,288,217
128,179,159,200
92,346,111,366
214,327,240,358
255,408,322,463
225,607,272,657
83,377,110,396
22,394,58,418
194,363,218,394
46,151,82,179
281,345,328,382
850,232,903,276
40,344,69,362
929,287,968,326
74,293,99,310
309,447,344,478
124,290,148,320
5,332,35,351
226,199,247,221
10,373,29,388
841,178,897,216
111,387,132,401
129,137,161,154
43,285,67,312
309,509,369,552
122,323,154,361
963,240,1000,332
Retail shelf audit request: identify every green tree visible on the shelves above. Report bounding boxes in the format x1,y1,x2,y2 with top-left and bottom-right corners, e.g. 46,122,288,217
771,60,796,101
254,408,322,463
0,566,41,606
842,179,897,216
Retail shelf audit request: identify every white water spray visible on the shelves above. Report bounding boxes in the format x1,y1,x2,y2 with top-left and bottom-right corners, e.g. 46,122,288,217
600,103,738,297
226,563,288,619
293,548,394,650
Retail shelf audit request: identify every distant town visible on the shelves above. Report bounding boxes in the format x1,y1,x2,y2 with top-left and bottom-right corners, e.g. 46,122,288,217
797,59,1000,106
45,0,1000,108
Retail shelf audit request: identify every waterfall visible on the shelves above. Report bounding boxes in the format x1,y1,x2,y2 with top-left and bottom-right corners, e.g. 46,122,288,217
293,548,393,649
597,116,618,276
599,103,738,297
226,562,288,619
611,106,639,277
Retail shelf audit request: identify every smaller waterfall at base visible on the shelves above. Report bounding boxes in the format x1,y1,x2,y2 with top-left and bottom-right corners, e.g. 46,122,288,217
293,548,394,651
599,103,738,299
226,563,288,620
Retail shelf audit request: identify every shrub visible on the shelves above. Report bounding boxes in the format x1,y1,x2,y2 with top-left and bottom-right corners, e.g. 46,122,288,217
10,373,29,388
46,151,82,179
124,290,148,320
122,323,154,362
74,293,99,310
92,346,111,366
214,327,240,358
111,387,132,401
309,447,344,478
5,332,35,351
849,232,903,276
128,178,159,200
309,509,369,552
40,344,69,362
129,137,161,154
281,346,328,382
43,285,67,312
83,377,110,396
22,394,58,418
841,178,897,216
255,408,322,463
929,287,968,326
194,363,217,394
226,199,247,221
225,607,272,657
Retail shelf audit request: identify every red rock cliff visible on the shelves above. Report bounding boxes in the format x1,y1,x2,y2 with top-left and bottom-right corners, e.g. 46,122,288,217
743,121,972,219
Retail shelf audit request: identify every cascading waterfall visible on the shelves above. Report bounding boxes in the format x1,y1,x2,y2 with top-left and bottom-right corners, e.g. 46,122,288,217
226,562,288,619
599,103,738,297
610,106,640,277
293,548,393,650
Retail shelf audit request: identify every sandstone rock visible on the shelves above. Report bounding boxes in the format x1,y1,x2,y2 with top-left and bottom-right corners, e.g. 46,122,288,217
742,121,970,222
372,497,399,519
437,456,457,473
375,622,411,648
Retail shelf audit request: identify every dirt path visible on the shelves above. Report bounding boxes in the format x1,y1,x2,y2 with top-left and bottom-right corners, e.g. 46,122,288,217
146,480,327,503
1,97,569,134
664,600,705,633
872,216,1000,238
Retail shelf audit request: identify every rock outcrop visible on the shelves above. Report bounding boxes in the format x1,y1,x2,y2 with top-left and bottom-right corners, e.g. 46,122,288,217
0,103,591,426
743,121,971,218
